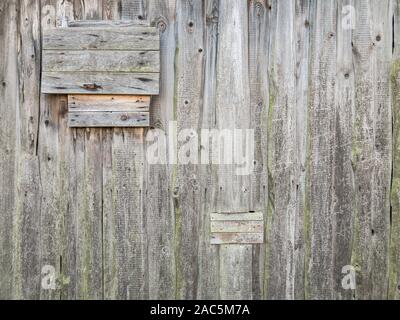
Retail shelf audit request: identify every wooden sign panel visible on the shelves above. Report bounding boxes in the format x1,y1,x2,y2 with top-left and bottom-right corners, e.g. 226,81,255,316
41,26,160,95
210,212,264,244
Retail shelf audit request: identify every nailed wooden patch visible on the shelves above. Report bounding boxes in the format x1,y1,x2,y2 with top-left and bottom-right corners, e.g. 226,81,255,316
210,212,264,244
41,25,160,95
67,95,149,127
68,95,150,112
68,111,149,127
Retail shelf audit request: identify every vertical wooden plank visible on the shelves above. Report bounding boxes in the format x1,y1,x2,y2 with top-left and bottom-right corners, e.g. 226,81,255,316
38,92,63,300
293,0,310,300
351,0,392,299
215,0,251,214
172,0,205,299
331,0,356,300
61,116,86,299
11,0,42,299
145,0,177,299
220,245,252,299
307,0,337,299
248,0,270,300
195,0,220,299
78,129,104,299
216,0,252,299
103,130,147,299
0,1,19,299
390,0,400,300
264,0,309,300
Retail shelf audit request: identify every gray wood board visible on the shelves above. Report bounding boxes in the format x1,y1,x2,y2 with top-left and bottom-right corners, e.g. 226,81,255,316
42,71,159,95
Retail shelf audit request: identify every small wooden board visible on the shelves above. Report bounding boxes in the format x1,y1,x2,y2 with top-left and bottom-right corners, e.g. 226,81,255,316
210,212,264,244
41,25,160,95
67,95,150,127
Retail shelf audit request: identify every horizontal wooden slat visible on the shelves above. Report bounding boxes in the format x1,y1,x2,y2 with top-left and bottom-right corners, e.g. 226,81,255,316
210,232,264,244
210,212,263,221
210,220,263,233
68,95,150,112
43,50,159,73
68,20,149,28
68,111,149,127
43,26,159,51
42,72,159,95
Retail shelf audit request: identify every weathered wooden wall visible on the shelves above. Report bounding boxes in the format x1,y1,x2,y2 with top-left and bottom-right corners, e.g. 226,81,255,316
1,0,400,299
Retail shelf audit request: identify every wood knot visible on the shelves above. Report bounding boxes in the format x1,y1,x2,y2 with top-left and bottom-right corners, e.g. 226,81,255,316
155,16,167,32
82,83,102,91
120,114,128,121
172,186,179,198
